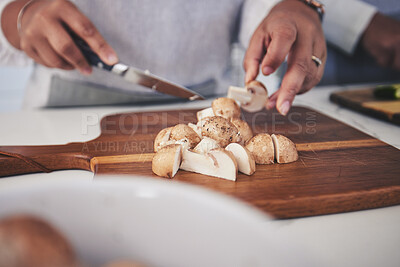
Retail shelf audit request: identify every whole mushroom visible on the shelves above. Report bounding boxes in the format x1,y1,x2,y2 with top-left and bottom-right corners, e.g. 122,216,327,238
200,116,241,147
212,97,241,120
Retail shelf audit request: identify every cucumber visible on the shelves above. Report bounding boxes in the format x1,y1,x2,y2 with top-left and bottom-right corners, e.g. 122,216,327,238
373,84,400,99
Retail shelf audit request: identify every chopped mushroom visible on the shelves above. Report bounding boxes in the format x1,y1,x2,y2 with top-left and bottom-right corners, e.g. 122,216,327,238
200,116,241,147
230,118,253,145
225,143,256,175
227,80,268,113
169,124,201,149
245,133,274,164
188,122,202,137
196,107,214,122
212,97,241,119
271,134,299,163
193,137,220,154
152,144,182,178
180,148,237,181
154,127,173,152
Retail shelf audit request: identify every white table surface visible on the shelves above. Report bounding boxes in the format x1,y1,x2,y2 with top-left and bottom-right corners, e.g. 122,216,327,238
0,84,399,267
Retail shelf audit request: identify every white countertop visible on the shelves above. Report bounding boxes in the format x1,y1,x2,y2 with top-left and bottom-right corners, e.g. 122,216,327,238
0,85,399,267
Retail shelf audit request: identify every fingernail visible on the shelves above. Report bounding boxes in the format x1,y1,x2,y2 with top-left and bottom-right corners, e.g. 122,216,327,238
107,53,118,64
279,101,290,116
82,67,92,75
266,99,276,110
263,66,274,76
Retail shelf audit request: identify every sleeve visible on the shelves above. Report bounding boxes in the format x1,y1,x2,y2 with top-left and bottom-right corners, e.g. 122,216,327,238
0,0,32,66
238,0,280,49
322,0,377,54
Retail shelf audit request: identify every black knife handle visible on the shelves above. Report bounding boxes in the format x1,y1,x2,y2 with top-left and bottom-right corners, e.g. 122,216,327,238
69,30,114,71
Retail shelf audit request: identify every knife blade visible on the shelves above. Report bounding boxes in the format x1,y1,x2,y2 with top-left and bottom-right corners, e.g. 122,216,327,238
71,33,205,101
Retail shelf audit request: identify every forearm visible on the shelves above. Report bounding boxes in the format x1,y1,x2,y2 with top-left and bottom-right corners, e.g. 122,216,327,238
321,0,377,54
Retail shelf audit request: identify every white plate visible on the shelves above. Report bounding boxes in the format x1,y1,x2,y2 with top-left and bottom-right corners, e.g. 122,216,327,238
0,176,319,267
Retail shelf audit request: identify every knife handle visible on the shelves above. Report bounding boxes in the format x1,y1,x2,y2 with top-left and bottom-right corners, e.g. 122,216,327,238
69,30,114,71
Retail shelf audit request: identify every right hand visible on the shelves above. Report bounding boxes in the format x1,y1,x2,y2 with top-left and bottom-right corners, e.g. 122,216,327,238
17,0,118,74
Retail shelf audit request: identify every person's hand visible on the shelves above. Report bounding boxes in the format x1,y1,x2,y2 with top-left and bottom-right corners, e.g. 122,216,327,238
17,0,118,74
361,13,400,71
243,0,326,115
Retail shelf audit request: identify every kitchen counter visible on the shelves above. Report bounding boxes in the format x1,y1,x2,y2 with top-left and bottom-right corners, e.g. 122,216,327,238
0,84,399,266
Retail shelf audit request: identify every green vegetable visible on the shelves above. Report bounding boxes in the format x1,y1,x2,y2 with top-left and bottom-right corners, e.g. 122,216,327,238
373,84,400,99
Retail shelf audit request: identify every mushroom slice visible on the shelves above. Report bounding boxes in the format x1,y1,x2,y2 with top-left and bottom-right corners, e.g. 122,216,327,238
211,97,241,119
242,81,268,112
196,107,214,122
200,116,241,147
180,148,237,181
227,81,268,113
230,118,253,145
154,127,173,152
188,122,202,137
225,143,256,175
193,137,220,154
245,133,274,164
271,134,299,163
170,124,201,149
152,144,182,178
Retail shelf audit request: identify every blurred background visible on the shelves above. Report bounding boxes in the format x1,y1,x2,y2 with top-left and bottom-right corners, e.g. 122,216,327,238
0,66,31,112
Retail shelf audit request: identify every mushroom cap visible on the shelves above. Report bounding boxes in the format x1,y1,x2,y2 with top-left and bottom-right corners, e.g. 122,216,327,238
271,134,298,163
200,116,241,147
0,215,77,267
152,144,182,178
245,133,274,164
170,124,201,149
154,127,173,152
225,143,256,175
230,118,253,145
193,137,220,154
241,80,269,113
212,97,241,119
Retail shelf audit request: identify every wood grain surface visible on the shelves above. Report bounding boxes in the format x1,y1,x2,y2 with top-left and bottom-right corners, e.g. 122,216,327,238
1,106,400,219
330,88,400,125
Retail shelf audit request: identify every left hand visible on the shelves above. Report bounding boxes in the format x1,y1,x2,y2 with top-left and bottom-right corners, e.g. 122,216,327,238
243,0,326,115
361,12,400,71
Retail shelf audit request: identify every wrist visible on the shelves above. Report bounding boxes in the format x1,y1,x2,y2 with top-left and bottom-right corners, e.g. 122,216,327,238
18,0,48,36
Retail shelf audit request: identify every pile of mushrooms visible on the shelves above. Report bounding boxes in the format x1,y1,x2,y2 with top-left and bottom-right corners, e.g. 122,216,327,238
152,81,298,181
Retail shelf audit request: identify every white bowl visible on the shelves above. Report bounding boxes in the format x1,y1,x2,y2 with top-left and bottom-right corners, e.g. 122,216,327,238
0,176,318,267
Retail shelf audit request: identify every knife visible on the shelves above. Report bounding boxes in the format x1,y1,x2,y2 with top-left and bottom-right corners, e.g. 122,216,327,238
71,33,205,101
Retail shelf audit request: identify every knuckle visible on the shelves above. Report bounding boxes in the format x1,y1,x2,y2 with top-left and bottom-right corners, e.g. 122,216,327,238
294,58,311,75
285,84,299,97
79,21,96,37
58,42,77,57
49,58,65,68
274,25,296,41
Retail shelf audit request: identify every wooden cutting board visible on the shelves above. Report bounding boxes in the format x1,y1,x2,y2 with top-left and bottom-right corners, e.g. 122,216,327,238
1,107,400,219
330,88,400,125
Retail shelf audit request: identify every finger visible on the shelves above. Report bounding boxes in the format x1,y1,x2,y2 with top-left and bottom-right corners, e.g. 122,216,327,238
393,44,400,71
265,91,278,110
34,37,74,70
260,23,296,76
20,40,51,67
302,38,326,92
243,30,266,83
276,34,314,116
58,1,118,65
46,23,92,74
